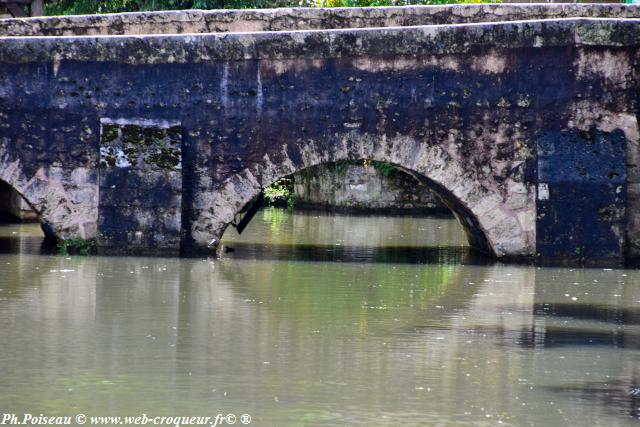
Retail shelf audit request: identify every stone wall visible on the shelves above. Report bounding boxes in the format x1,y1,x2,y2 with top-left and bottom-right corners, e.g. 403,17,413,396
294,163,448,214
1,6,640,262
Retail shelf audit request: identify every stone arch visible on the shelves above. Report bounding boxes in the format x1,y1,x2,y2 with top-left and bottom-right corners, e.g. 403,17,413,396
0,149,98,240
192,133,536,258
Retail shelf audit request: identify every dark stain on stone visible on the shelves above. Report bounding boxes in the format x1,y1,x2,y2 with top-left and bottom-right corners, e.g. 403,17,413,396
148,145,181,170
122,124,143,145
101,124,119,143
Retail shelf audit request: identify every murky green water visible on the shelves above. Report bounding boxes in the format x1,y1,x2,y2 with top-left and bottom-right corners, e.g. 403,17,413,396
0,208,639,426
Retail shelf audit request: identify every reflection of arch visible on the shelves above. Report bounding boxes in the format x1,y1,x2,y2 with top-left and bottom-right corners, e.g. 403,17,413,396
194,134,535,257
0,150,97,239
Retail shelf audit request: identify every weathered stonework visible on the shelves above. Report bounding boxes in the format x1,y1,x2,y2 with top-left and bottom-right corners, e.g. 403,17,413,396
293,163,448,213
2,4,640,37
98,119,182,255
0,5,638,262
537,129,627,260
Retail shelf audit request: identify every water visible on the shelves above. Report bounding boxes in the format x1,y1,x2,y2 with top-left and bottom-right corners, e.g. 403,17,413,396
0,208,639,426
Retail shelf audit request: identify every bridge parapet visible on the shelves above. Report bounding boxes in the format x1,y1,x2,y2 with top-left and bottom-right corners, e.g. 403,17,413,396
1,4,640,37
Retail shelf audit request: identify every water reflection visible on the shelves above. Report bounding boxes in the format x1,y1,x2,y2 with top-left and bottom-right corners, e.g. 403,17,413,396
0,223,52,255
0,211,639,425
222,208,486,265
224,207,468,248
221,242,491,265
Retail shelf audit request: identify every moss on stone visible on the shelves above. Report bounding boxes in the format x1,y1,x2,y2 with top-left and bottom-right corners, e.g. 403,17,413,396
143,127,167,145
124,147,138,166
100,145,119,167
101,124,119,143
122,124,144,145
148,146,181,170
167,126,182,144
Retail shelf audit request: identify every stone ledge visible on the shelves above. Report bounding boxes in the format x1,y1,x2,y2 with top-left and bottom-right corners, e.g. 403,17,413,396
0,18,639,64
2,4,640,37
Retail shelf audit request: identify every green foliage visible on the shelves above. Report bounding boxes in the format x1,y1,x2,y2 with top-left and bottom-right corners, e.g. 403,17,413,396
287,193,296,210
264,177,295,209
369,160,398,177
46,0,498,15
46,0,307,15
57,237,93,256
313,0,497,6
46,0,140,15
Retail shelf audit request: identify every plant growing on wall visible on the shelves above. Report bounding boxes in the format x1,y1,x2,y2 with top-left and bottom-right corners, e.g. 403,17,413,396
263,177,295,209
369,160,398,177
57,237,93,256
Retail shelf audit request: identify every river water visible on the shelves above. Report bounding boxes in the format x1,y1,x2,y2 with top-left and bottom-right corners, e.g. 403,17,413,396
0,208,639,426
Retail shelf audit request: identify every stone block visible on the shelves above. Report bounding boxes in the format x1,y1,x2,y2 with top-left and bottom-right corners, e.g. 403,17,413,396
97,119,182,255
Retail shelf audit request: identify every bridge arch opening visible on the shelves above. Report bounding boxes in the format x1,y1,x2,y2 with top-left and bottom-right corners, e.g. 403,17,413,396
0,177,55,255
386,163,493,255
0,179,39,224
193,133,535,259
213,159,495,257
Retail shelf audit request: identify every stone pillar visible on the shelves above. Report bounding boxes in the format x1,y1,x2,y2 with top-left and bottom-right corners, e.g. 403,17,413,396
97,119,183,256
536,129,627,264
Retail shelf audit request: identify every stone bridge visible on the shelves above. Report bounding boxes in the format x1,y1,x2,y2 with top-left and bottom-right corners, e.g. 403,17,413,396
1,4,640,263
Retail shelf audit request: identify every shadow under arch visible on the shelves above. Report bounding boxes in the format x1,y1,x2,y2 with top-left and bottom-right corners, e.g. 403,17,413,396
0,176,59,238
195,137,534,258
227,161,494,256
0,179,35,222
391,163,493,255
0,176,60,254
